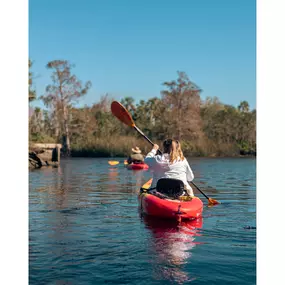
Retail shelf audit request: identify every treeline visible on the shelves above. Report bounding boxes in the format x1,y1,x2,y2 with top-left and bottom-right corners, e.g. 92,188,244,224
29,60,256,157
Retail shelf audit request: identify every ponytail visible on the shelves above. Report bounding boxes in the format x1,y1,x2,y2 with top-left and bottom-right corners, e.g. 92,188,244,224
176,141,185,162
163,139,185,164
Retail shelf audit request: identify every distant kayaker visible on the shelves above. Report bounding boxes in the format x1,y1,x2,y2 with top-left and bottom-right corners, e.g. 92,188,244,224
127,146,145,164
145,139,195,197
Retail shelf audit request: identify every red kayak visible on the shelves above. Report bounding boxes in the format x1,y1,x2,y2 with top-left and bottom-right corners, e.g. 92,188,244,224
126,163,149,170
139,179,203,221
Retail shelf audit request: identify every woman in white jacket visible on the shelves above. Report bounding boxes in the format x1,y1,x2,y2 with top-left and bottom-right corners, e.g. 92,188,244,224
144,139,195,197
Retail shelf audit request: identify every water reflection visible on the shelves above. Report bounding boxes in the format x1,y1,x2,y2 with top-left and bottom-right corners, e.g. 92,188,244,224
108,167,119,180
142,216,203,283
30,158,256,285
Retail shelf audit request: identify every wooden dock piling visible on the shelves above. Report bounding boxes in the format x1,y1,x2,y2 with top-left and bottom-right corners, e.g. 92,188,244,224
29,143,61,169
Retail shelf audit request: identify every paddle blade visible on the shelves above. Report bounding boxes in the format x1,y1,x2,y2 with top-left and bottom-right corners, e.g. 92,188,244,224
108,161,120,166
111,101,135,127
208,198,220,206
142,179,153,189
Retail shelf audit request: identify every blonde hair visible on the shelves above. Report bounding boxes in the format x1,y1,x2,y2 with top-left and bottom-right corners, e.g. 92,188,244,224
163,139,185,164
176,140,185,161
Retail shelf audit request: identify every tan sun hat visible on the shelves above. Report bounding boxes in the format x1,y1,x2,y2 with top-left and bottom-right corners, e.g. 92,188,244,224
131,146,142,154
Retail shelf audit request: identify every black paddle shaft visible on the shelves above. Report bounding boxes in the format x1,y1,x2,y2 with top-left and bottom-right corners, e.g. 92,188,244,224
191,181,210,199
133,126,162,155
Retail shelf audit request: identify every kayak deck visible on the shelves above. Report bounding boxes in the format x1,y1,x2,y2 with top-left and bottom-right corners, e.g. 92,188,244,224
126,163,149,170
139,179,203,221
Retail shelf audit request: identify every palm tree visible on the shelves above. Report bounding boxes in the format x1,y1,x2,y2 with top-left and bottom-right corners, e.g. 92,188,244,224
238,101,250,113
29,59,36,102
121,97,136,113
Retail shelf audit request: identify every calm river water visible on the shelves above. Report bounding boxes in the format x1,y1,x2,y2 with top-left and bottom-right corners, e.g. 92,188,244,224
29,157,256,285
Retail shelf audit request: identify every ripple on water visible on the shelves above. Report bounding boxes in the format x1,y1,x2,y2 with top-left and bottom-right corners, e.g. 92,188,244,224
29,157,256,285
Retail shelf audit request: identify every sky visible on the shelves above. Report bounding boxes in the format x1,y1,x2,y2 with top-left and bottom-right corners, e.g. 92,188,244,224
29,0,256,109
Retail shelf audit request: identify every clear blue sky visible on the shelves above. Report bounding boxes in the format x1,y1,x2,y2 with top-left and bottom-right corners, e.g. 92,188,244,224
29,0,256,109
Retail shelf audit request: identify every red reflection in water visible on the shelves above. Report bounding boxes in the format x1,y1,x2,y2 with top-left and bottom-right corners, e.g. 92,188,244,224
108,167,119,181
143,216,203,283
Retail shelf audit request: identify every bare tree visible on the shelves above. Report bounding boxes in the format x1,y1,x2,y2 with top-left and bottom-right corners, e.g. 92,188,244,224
41,60,91,155
161,71,202,140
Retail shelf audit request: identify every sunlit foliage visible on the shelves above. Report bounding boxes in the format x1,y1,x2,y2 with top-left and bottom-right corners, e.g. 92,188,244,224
29,64,256,157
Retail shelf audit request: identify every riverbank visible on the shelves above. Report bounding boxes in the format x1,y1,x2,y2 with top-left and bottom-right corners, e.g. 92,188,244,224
69,137,256,158
30,136,256,159
29,143,61,168
70,150,256,158
30,136,256,158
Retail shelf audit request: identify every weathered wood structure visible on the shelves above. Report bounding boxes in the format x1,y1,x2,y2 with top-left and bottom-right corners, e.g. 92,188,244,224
29,143,61,169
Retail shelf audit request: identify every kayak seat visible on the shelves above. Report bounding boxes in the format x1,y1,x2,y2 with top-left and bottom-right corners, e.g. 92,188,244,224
156,178,185,199
139,178,185,200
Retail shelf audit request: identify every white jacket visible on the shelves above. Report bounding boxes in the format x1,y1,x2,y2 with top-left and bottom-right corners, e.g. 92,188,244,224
145,149,194,196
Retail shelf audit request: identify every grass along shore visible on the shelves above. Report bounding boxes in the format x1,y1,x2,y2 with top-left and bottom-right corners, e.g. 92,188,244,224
68,136,256,158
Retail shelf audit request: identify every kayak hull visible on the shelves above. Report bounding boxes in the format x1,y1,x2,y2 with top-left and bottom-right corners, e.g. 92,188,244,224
126,163,149,170
139,179,203,221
